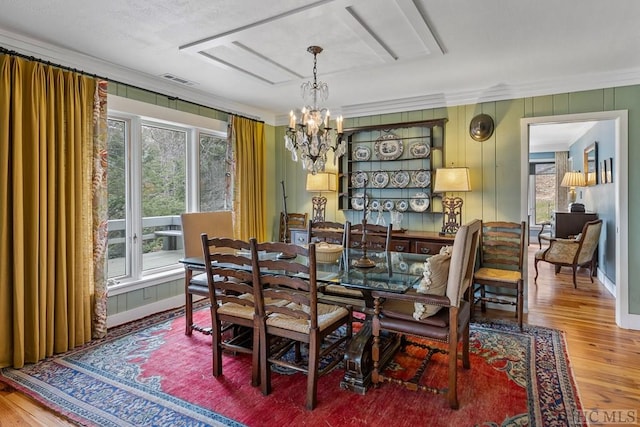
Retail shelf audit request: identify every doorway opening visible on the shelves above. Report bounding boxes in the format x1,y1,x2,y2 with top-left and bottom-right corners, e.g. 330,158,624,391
520,110,632,329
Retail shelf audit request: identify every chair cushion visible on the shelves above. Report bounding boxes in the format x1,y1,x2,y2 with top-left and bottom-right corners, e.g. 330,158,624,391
266,303,349,334
413,250,451,320
474,267,521,284
218,293,255,319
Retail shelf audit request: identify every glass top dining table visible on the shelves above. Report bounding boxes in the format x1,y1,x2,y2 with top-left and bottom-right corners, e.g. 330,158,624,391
315,249,426,293
180,248,428,294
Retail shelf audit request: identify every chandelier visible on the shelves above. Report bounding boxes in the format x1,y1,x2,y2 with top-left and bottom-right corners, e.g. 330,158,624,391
284,46,346,175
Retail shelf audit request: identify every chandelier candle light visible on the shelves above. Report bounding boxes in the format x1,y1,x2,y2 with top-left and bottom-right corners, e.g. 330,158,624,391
285,46,346,175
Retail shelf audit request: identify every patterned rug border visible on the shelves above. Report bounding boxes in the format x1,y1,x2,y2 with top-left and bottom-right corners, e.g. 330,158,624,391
0,306,585,427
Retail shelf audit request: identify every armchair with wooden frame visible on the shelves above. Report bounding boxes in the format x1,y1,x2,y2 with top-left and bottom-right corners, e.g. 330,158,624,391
200,234,259,385
250,240,352,410
473,221,527,330
534,219,603,288
371,219,481,409
180,211,234,336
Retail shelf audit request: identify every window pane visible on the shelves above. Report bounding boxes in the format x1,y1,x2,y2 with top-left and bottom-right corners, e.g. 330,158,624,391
534,163,555,223
199,133,230,211
107,119,128,279
141,125,186,271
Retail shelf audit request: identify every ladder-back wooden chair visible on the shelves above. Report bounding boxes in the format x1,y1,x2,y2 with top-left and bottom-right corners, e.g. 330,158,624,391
201,234,259,385
473,221,527,330
250,240,352,410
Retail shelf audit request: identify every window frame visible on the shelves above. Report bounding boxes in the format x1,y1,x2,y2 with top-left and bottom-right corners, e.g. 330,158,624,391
107,96,228,296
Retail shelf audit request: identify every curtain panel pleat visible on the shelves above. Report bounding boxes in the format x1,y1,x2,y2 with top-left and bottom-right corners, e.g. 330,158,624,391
0,54,107,368
231,115,266,242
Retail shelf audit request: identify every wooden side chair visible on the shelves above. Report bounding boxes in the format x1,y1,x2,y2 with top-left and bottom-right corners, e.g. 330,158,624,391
371,219,482,409
180,211,233,336
307,220,346,246
250,240,352,410
201,234,259,385
278,212,308,243
473,221,527,330
534,219,603,288
347,222,392,251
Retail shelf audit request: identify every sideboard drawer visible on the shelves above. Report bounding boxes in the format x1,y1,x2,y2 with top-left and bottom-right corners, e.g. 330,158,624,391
290,228,308,246
414,241,447,255
390,239,411,253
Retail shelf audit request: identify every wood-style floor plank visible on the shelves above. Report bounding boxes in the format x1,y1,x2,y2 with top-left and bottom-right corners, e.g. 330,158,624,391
0,245,638,424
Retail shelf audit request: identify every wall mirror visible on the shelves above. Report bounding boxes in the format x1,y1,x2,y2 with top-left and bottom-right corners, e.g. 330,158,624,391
583,142,598,186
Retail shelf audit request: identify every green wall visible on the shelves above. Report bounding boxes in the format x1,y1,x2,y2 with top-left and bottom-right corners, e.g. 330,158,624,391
272,85,640,315
105,82,640,318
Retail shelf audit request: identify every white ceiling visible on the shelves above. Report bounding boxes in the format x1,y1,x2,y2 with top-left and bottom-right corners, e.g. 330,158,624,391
1,0,640,126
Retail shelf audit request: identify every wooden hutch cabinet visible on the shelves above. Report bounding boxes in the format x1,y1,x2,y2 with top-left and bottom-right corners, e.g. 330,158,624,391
337,119,453,254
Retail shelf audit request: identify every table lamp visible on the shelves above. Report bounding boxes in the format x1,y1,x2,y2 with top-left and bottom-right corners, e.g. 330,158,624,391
306,172,336,223
560,171,586,210
433,167,471,235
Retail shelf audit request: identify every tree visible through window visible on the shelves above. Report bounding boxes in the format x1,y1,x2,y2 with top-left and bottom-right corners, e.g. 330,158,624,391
534,162,556,224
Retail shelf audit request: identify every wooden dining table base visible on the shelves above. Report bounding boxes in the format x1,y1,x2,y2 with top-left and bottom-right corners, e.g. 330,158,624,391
339,319,401,394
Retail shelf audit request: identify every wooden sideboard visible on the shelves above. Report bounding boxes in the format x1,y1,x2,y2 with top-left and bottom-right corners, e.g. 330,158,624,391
552,211,598,238
292,227,455,255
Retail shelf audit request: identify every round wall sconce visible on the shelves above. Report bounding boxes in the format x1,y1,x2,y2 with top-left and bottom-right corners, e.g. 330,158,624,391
469,114,495,141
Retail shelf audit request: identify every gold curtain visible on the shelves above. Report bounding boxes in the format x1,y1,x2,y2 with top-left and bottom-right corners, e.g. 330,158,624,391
231,115,266,241
0,54,105,368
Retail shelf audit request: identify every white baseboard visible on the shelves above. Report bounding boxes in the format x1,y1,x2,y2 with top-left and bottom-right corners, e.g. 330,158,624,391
597,267,616,297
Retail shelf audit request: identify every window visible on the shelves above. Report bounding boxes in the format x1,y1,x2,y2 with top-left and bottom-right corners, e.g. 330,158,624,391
106,99,229,287
530,162,556,224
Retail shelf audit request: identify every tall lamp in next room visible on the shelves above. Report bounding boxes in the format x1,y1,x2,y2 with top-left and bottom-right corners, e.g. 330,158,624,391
306,172,336,223
433,167,471,235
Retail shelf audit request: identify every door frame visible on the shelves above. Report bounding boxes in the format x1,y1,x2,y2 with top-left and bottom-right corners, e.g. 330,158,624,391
521,110,636,329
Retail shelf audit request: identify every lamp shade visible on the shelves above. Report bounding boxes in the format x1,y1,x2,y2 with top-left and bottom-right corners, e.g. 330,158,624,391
306,172,336,192
560,171,586,188
433,168,471,193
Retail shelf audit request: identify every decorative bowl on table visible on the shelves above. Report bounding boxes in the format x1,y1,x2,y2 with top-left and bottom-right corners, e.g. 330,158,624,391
315,242,344,263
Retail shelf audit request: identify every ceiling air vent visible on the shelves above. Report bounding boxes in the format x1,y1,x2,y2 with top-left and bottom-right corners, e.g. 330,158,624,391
161,73,197,86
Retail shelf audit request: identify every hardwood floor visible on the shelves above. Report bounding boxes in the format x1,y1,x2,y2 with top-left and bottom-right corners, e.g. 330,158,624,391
1,245,639,425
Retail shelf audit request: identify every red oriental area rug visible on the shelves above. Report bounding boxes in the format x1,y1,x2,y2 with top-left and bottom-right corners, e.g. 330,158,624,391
0,307,585,426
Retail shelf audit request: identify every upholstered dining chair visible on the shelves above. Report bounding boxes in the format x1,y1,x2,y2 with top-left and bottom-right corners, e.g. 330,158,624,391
180,211,234,336
250,240,353,410
534,219,603,288
473,221,526,329
200,234,259,385
371,219,482,409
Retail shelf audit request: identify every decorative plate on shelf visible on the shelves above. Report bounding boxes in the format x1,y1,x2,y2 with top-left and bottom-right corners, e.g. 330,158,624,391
369,199,381,211
409,142,431,158
395,199,409,212
374,134,404,160
410,192,430,212
352,145,371,161
390,170,410,188
371,170,389,188
351,193,368,210
351,171,368,188
411,169,431,187
383,199,395,211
